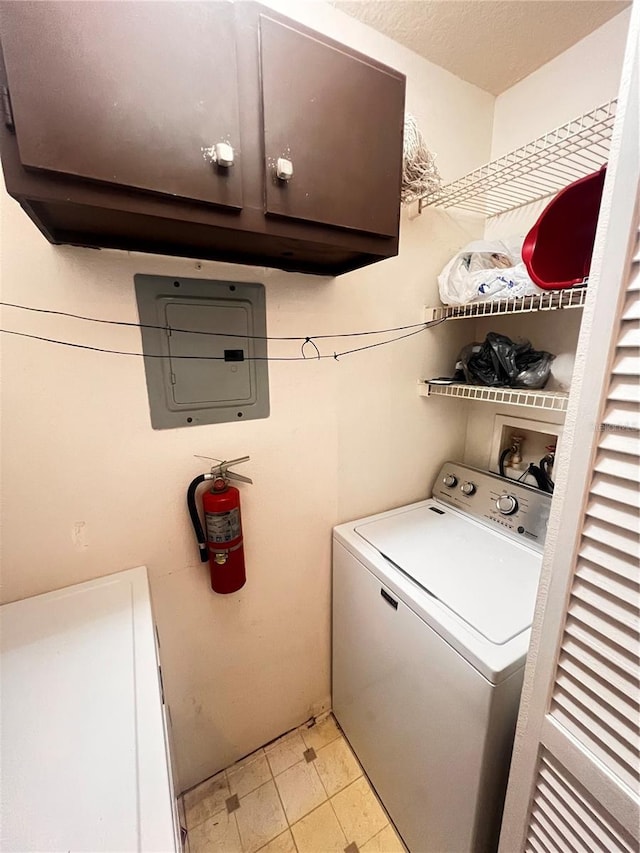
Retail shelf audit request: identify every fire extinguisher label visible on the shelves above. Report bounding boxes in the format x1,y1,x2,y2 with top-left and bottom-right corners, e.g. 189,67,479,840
206,509,241,543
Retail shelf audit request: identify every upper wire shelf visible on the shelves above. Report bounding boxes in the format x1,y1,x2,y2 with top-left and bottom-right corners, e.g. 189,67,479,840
419,100,616,217
425,284,588,321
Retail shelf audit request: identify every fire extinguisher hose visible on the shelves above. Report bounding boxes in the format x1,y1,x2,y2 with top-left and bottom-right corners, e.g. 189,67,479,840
187,474,211,563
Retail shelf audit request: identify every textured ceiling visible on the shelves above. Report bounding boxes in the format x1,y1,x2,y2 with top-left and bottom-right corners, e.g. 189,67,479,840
332,1,630,94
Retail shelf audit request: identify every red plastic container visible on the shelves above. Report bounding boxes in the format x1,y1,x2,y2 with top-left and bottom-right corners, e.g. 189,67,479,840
522,166,606,290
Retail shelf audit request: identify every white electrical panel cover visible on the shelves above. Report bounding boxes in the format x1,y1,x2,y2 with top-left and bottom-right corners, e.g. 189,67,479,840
135,275,269,429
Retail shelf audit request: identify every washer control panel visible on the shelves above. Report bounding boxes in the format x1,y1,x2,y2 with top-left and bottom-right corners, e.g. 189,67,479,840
433,462,551,549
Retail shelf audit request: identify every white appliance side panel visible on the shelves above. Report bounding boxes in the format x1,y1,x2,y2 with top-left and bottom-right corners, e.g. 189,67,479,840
0,567,176,853
131,569,179,852
333,541,499,853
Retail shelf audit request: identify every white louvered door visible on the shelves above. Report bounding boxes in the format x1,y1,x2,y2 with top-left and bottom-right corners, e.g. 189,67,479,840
498,6,640,852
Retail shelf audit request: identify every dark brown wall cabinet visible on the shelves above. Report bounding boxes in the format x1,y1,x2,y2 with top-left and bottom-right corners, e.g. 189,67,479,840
0,2,405,275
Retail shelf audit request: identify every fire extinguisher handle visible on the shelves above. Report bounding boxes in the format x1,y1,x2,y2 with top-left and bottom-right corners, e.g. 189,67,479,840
187,473,214,563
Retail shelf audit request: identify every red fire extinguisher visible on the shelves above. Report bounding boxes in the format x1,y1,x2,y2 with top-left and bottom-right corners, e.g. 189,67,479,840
187,456,252,594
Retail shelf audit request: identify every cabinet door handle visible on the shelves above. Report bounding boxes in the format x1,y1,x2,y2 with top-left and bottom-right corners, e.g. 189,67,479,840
380,588,398,610
276,157,294,181
213,142,234,168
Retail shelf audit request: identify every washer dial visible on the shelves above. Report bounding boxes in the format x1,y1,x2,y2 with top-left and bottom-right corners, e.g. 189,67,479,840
496,494,519,515
460,482,476,495
443,474,458,488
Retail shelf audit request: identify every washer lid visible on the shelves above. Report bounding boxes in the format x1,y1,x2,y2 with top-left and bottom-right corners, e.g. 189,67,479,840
355,502,542,645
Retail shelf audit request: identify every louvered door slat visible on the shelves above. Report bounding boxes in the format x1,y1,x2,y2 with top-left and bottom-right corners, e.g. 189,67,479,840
575,559,638,608
538,761,628,851
526,824,553,853
535,784,603,853
547,706,637,794
608,376,640,403
531,798,581,853
602,400,640,430
626,257,639,280
579,539,639,582
581,517,640,559
530,806,582,853
622,290,639,320
558,646,639,722
586,494,640,532
598,430,640,456
524,836,545,853
532,754,638,853
569,595,637,644
564,615,636,678
612,348,640,374
568,597,638,661
590,472,640,509
553,676,638,764
617,322,640,348
594,448,640,480
553,689,638,788
554,653,640,744
571,578,639,631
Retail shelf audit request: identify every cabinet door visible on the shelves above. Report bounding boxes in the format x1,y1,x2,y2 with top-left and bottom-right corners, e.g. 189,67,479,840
0,1,242,210
259,14,404,237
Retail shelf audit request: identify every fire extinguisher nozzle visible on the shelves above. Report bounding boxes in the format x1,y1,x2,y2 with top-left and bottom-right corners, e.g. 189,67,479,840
199,545,209,563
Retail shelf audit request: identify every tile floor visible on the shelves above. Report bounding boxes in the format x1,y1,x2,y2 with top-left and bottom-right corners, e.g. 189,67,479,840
180,713,406,853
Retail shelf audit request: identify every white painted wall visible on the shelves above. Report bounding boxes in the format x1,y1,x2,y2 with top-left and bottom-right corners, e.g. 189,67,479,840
0,1,493,792
490,8,632,158
461,10,630,475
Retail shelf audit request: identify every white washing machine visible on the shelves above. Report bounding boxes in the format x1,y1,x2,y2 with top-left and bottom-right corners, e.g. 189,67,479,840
332,462,551,853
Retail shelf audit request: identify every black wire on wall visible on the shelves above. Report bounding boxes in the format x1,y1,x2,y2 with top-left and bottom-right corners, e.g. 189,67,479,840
0,301,448,361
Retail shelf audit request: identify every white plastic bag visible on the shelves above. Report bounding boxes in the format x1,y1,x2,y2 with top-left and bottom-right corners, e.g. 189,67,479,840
437,237,544,306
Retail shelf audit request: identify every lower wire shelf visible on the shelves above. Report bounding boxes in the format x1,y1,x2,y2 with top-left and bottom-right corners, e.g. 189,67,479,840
418,381,569,412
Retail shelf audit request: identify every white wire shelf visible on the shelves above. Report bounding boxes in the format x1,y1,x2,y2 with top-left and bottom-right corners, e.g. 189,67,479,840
424,284,588,321
418,381,569,412
419,100,616,217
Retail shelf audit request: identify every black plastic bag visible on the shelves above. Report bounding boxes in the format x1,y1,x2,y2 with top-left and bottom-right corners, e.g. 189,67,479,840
458,332,554,389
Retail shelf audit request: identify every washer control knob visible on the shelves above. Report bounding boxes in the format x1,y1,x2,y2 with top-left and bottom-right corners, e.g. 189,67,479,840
442,474,458,488
497,494,519,515
460,481,476,496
